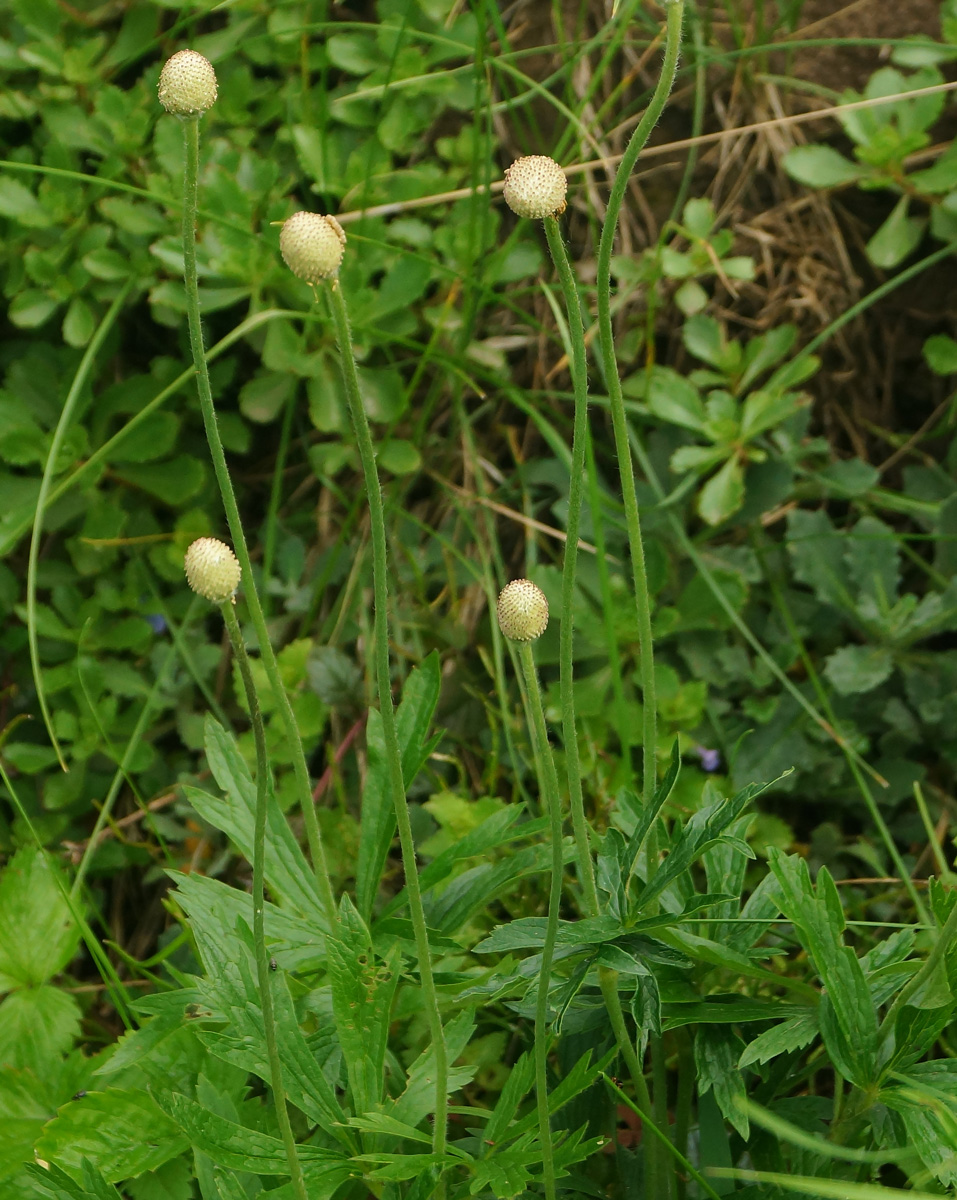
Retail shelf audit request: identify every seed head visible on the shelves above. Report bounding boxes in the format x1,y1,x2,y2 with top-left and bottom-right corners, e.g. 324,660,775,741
280,211,347,283
503,156,567,220
184,537,241,604
158,50,218,116
497,579,549,642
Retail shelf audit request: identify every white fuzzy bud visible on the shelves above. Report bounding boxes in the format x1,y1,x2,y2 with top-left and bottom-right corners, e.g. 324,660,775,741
184,538,241,603
497,579,549,642
280,211,347,282
503,156,567,220
158,50,218,116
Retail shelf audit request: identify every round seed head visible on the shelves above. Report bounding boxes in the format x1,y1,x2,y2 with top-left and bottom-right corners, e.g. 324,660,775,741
184,537,241,603
497,579,549,642
280,211,347,282
503,155,567,220
158,50,218,115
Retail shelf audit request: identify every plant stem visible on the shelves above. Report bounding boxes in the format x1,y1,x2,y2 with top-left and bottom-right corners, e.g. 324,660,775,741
593,10,684,1189
517,641,563,1200
543,216,656,1143
222,600,308,1200
594,0,684,811
326,279,449,1173
28,281,133,771
178,115,337,928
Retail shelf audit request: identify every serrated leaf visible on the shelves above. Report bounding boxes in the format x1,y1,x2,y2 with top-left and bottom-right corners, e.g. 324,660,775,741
356,652,443,920
186,716,326,925
0,986,80,1074
695,1025,748,1138
738,1011,819,1067
823,644,894,695
36,1090,187,1182
0,848,80,990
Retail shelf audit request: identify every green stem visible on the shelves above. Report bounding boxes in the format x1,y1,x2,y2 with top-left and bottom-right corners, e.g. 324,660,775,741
28,281,133,771
593,10,684,1190
326,280,449,1172
595,0,684,811
544,216,594,913
178,115,337,928
880,885,957,1037
543,218,656,1137
517,641,563,1200
222,601,308,1200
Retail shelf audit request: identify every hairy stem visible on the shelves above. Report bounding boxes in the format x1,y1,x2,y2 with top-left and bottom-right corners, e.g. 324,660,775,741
594,0,685,810
544,216,656,1125
517,641,564,1200
593,7,685,1189
178,115,336,927
326,279,449,1175
223,600,308,1200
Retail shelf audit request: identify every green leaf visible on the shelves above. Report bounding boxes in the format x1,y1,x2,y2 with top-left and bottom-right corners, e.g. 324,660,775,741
62,297,95,349
356,651,442,921
643,367,706,431
924,333,957,375
882,1088,957,1187
0,178,51,226
0,986,80,1074
866,196,925,268
783,145,865,188
112,455,204,506
325,896,398,1116
0,848,80,990
185,716,327,925
695,1025,748,1138
155,1090,353,1190
768,850,879,1087
389,1010,476,1129
483,1051,535,1146
36,1090,188,1183
377,438,421,475
697,455,745,526
683,314,729,370
823,644,895,695
738,1012,819,1067
473,915,622,954
786,509,849,608
9,290,59,329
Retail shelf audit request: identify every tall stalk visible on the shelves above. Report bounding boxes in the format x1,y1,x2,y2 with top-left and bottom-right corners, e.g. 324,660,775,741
543,217,656,1143
517,638,564,1200
177,115,337,927
595,0,685,811
222,599,308,1200
326,279,449,1174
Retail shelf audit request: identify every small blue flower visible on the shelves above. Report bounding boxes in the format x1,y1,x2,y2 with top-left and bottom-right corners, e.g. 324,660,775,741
146,613,167,634
695,746,721,772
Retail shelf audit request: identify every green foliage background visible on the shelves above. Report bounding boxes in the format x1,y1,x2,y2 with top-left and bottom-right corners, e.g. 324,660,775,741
4,0,957,1196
